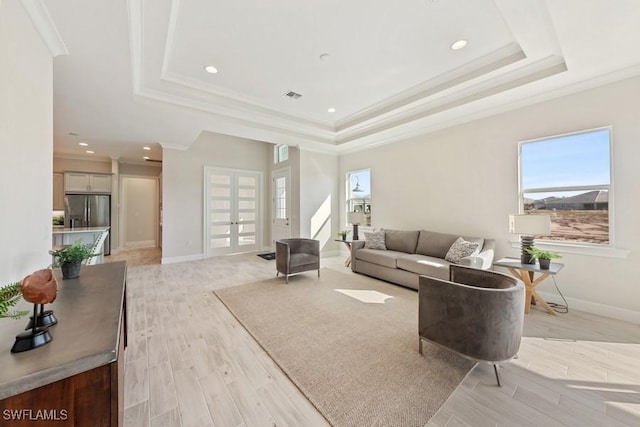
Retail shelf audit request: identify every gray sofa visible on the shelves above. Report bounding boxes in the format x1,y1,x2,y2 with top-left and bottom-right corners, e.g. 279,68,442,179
350,229,495,290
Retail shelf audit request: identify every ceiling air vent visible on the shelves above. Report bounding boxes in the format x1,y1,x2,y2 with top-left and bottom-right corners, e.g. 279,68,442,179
284,91,302,99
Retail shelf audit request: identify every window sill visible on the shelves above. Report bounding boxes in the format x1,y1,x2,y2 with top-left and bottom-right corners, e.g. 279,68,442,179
509,240,630,259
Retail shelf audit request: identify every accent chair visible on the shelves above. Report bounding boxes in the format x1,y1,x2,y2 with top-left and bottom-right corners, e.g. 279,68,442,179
418,265,524,386
275,238,320,284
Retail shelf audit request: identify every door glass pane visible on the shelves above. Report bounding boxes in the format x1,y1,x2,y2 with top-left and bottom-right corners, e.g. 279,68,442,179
275,176,286,219
210,175,231,185
238,200,255,210
238,224,256,234
210,237,230,248
211,212,231,222
237,212,255,221
238,188,256,198
238,176,256,186
211,187,231,197
238,236,256,246
211,200,231,210
210,225,230,236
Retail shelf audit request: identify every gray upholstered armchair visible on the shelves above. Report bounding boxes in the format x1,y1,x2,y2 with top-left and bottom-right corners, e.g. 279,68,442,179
418,265,524,386
276,238,320,283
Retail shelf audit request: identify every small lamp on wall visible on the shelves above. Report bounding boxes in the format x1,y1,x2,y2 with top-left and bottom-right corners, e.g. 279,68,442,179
347,211,366,240
509,214,551,264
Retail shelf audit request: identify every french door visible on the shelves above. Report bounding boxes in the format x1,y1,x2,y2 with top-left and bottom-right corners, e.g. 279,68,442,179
204,166,262,256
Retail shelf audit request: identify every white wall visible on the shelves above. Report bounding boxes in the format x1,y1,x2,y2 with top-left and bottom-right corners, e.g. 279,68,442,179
340,75,640,321
0,0,54,284
299,150,340,253
162,132,270,262
53,156,112,173
119,162,161,177
122,176,158,247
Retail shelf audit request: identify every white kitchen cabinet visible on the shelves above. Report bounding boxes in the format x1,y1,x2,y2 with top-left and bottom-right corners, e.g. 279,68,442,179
64,172,112,193
89,174,112,193
53,172,65,209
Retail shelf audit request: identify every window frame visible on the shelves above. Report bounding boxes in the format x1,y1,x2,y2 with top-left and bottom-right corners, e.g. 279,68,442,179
517,126,614,248
346,168,372,228
273,144,289,164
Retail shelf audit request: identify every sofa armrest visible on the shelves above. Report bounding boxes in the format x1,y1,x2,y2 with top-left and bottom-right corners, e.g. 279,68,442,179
350,240,365,272
459,247,494,270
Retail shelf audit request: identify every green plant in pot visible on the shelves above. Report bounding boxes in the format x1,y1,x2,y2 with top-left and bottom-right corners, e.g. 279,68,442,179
337,229,351,240
1,282,28,320
525,247,561,270
49,242,100,279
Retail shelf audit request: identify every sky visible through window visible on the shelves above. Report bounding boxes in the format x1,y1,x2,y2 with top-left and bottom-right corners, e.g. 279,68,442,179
521,128,610,199
349,170,371,197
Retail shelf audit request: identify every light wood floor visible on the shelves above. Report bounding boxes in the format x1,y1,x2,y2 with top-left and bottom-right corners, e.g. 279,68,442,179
120,251,640,427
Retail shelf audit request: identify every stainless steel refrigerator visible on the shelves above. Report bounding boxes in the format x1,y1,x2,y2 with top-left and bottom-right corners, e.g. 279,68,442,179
64,194,111,255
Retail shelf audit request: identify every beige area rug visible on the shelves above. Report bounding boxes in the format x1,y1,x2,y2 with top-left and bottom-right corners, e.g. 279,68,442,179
215,268,475,427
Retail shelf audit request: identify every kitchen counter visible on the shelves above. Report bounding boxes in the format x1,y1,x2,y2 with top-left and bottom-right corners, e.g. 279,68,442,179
0,261,126,400
52,226,110,234
51,227,109,255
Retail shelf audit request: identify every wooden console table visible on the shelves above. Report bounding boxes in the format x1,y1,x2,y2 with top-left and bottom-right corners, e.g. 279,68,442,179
0,262,127,426
493,257,564,315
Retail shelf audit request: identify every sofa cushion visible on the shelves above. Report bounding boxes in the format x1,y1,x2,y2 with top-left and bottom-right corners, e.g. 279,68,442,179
445,237,480,264
364,231,386,250
396,254,451,280
415,231,459,258
355,249,406,269
384,229,420,254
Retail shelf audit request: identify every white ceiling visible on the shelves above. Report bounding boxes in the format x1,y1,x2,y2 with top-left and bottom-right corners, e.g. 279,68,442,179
44,0,640,163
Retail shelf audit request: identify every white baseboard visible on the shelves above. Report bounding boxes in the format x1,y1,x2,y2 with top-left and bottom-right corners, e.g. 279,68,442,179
161,253,204,264
538,291,640,324
124,240,156,248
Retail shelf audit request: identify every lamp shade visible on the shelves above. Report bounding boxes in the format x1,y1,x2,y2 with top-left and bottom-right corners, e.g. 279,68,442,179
347,211,366,225
509,214,551,235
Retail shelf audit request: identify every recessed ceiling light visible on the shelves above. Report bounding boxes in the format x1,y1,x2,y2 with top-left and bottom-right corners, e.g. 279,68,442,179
79,142,88,146
86,150,94,154
143,156,150,160
143,146,151,151
328,108,336,113
450,39,468,50
204,65,218,74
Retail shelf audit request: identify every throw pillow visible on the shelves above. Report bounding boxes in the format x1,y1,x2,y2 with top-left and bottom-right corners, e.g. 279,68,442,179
364,231,386,250
445,237,480,264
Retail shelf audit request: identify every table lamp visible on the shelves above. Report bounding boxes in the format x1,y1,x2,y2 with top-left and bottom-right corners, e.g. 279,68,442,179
509,214,551,264
347,211,366,240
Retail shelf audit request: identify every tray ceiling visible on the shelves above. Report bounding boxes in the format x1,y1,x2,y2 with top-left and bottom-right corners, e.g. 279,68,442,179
43,0,640,162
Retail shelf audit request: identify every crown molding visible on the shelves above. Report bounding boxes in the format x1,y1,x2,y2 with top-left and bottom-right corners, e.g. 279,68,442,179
126,0,640,158
335,55,567,144
336,63,640,156
335,43,526,131
158,142,189,150
21,0,69,57
134,87,336,144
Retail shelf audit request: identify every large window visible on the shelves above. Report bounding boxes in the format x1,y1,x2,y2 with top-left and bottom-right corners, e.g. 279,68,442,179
346,169,371,226
519,127,612,245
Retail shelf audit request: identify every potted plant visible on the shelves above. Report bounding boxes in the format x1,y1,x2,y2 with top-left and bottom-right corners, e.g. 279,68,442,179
337,230,351,241
49,242,100,279
1,282,28,319
525,247,561,269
